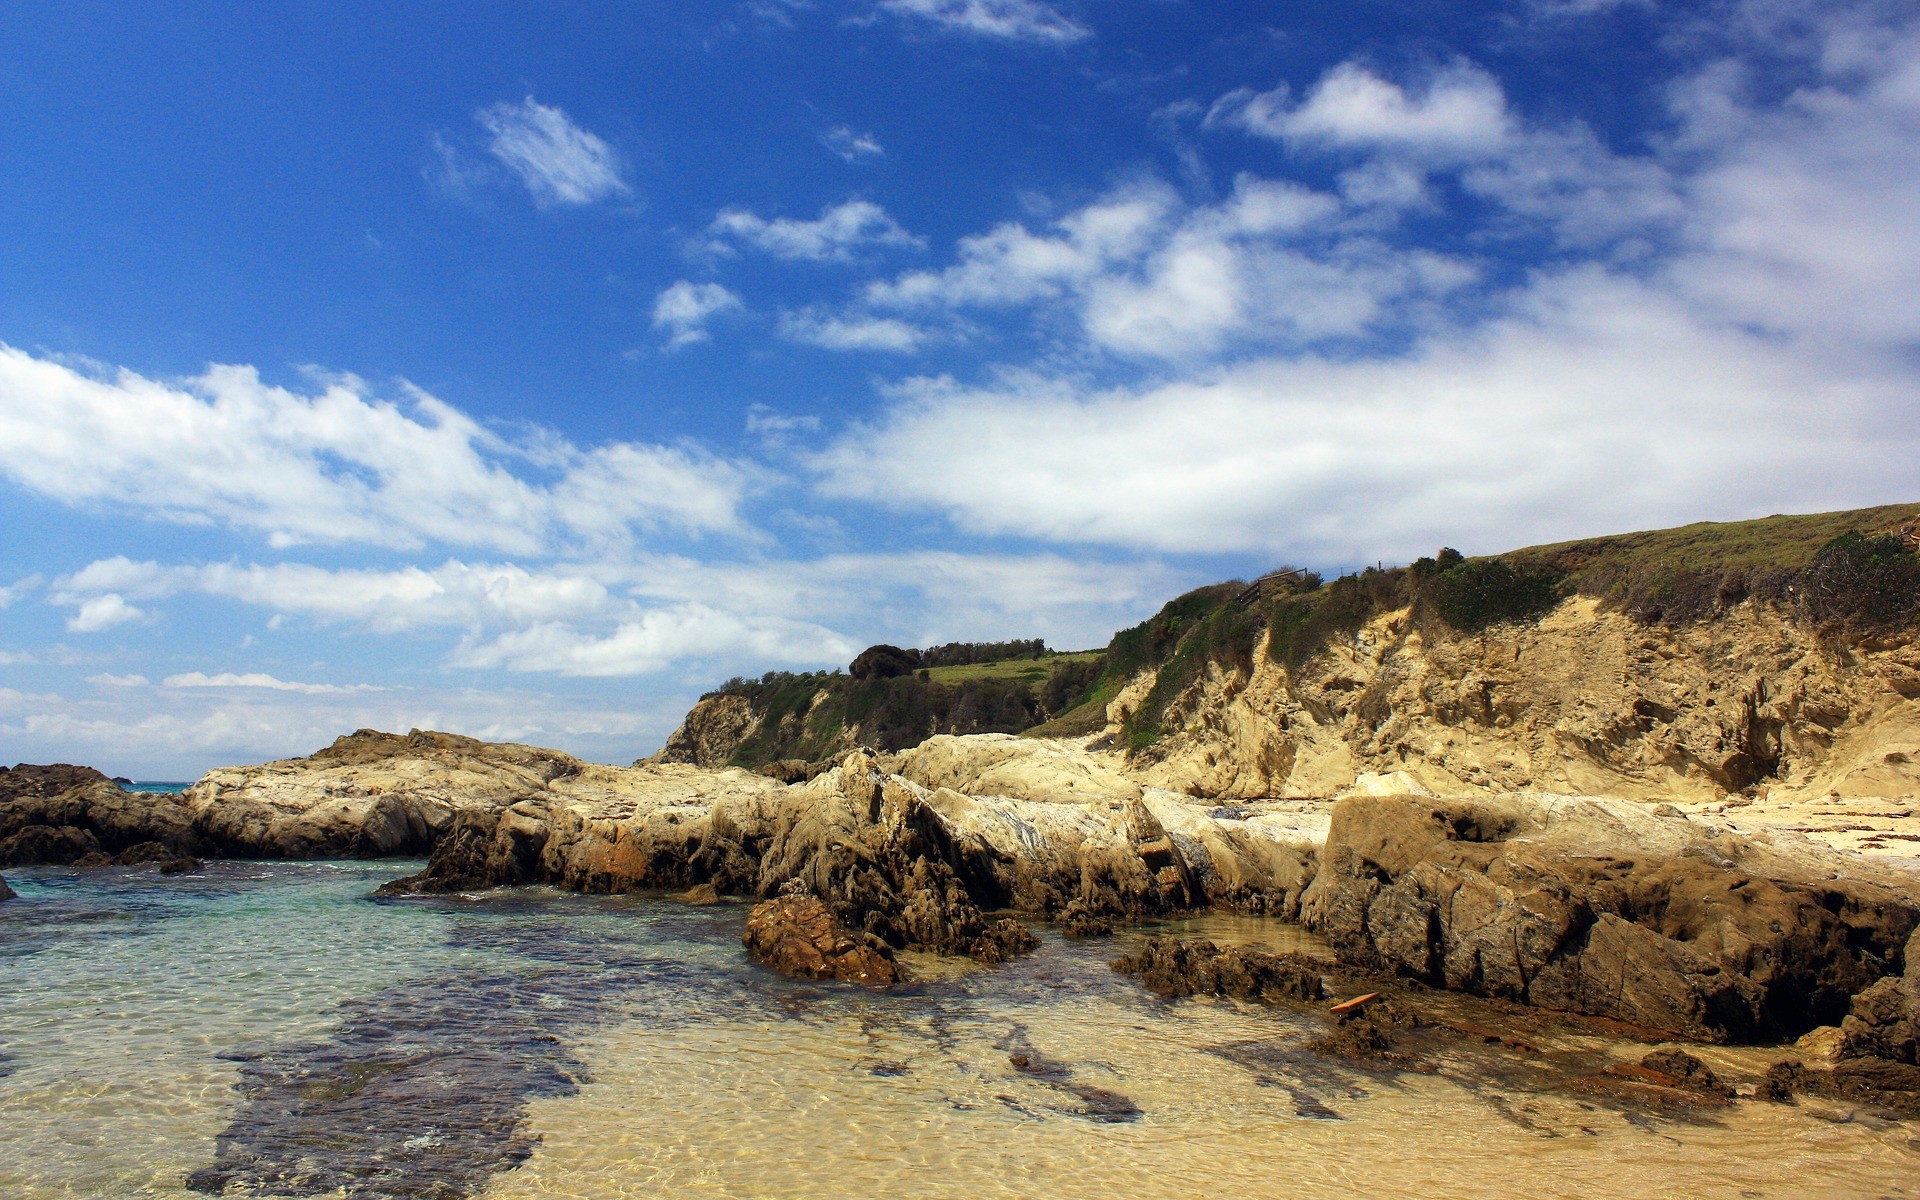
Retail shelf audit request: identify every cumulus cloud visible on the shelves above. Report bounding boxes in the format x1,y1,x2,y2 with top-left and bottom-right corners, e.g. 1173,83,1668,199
810,8,1920,557
821,125,885,161
880,0,1088,44
650,280,745,349
67,594,145,632
817,266,1919,560
708,199,922,261
862,175,1469,359
477,96,629,206
1212,62,1513,160
449,604,857,677
0,348,754,552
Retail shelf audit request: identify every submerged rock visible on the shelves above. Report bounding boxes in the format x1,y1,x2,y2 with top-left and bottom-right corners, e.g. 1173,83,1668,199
0,872,12,901
1112,937,1328,1005
1305,793,1920,1042
743,894,898,987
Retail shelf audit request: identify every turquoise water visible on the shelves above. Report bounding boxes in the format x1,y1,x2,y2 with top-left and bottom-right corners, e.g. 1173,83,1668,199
123,782,194,795
3,862,1918,1199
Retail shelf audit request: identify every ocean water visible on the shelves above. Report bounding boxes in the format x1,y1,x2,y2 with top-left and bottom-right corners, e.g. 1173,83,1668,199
1,861,1916,1199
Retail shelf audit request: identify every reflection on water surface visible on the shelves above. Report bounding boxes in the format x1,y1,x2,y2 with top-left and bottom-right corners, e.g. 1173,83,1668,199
1,863,1915,1199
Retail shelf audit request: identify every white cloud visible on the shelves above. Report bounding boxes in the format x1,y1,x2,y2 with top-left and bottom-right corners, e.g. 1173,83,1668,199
862,175,1469,360
778,309,928,352
880,0,1089,44
89,673,149,687
0,574,40,609
48,549,1179,679
1214,62,1513,160
821,125,885,161
477,96,629,206
708,199,922,261
0,681,681,779
0,347,753,552
868,183,1175,310
650,281,745,349
449,604,858,677
67,594,145,632
162,671,380,695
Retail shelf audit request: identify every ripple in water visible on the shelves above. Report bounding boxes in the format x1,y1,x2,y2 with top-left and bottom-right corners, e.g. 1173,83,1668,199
3,868,1919,1199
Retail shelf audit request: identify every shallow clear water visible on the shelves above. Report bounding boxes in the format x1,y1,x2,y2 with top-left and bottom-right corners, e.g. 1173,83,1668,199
2,862,1916,1199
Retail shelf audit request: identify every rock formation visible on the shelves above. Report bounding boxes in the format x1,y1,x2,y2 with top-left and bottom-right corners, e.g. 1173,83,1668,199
1,763,200,865
1125,598,1920,806
0,872,13,901
1304,792,1919,1041
741,894,899,987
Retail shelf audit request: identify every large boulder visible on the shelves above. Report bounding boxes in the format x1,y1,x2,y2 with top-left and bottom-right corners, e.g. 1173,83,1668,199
1306,793,1919,1042
742,894,898,986
1841,927,1920,1063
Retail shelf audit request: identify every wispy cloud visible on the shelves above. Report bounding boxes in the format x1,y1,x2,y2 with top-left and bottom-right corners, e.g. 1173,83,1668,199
163,671,381,695
708,199,922,261
651,280,745,349
477,96,629,206
0,348,755,553
821,125,885,161
880,0,1089,44
778,309,928,352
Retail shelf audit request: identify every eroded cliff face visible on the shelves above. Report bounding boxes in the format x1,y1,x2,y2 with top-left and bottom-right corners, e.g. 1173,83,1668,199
642,694,764,770
1125,598,1920,805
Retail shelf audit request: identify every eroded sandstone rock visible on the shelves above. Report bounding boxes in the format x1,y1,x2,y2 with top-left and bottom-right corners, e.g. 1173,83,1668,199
742,894,898,986
1305,792,1920,1041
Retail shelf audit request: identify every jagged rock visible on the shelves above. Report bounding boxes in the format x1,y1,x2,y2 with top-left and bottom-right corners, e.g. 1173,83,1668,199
1060,899,1112,937
742,895,898,987
159,856,203,875
71,850,113,868
1112,937,1328,1005
0,764,198,865
0,872,13,901
674,881,721,905
1762,1057,1920,1115
643,693,761,769
1306,792,1919,1041
1840,928,1920,1063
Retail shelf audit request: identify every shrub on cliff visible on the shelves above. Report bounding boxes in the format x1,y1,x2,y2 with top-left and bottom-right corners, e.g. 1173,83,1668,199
1803,531,1920,629
1424,557,1565,633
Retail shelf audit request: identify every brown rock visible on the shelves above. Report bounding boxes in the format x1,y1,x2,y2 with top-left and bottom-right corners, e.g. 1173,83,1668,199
674,881,721,906
742,894,898,987
1060,899,1113,938
1840,927,1920,1063
0,872,13,901
1306,793,1918,1041
1112,937,1328,1005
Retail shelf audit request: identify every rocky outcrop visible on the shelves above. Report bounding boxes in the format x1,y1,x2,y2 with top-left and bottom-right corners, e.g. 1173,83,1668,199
1305,792,1920,1041
1112,937,1328,1005
742,894,899,986
1,763,201,865
643,694,760,769
1127,599,1920,806
0,872,13,901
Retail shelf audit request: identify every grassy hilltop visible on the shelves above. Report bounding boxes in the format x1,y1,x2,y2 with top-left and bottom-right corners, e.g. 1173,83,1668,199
696,502,1920,771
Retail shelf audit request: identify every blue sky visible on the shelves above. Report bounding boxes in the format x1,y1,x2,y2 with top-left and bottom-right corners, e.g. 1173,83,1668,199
2,0,1917,776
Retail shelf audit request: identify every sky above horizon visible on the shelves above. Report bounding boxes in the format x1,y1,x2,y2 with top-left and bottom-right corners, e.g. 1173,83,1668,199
3,0,1918,776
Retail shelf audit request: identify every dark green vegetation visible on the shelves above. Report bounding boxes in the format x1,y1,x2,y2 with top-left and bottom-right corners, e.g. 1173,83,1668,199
706,504,1920,767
